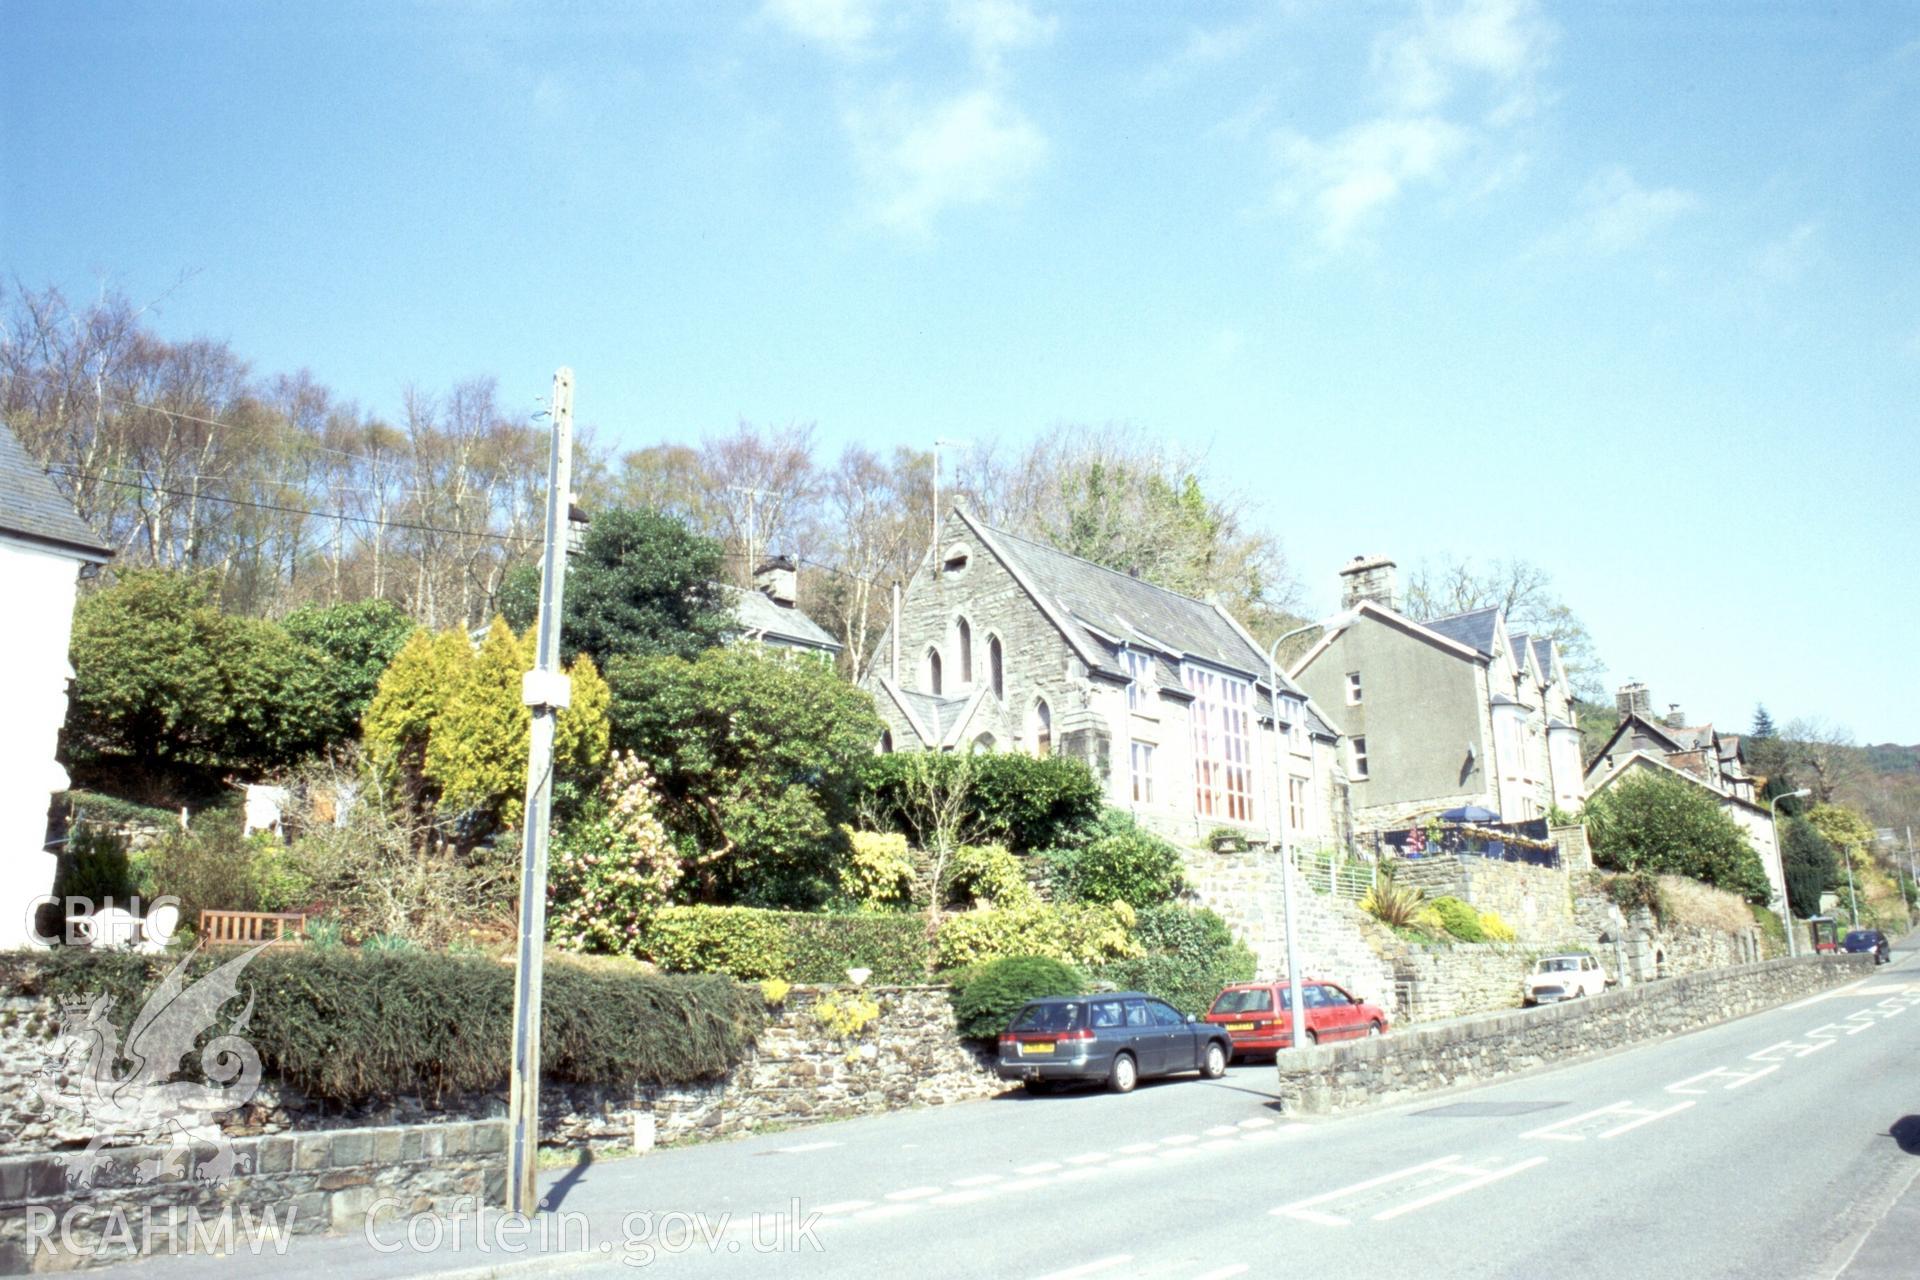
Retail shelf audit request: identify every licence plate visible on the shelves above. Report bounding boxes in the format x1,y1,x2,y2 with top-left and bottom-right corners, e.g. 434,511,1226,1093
1021,1042,1055,1055
1226,1022,1255,1032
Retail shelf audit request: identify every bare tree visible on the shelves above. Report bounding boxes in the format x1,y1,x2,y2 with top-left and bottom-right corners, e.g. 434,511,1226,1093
1402,554,1604,699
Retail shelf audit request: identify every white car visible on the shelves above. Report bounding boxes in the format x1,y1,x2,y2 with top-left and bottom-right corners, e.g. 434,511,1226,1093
1523,954,1608,1005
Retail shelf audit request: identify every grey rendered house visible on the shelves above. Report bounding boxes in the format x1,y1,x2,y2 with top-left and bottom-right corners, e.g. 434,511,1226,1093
1287,555,1586,834
865,507,1347,848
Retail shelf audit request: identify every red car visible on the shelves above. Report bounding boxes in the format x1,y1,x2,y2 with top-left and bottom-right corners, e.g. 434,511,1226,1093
1204,978,1390,1056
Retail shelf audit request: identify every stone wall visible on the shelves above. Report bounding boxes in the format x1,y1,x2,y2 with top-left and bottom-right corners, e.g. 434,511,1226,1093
1,985,997,1161
1391,942,1549,1023
1273,952,1873,1114
0,1118,505,1273
1388,854,1575,943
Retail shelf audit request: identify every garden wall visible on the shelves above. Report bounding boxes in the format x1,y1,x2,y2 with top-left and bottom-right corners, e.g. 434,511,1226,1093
1390,854,1575,942
1273,952,1872,1114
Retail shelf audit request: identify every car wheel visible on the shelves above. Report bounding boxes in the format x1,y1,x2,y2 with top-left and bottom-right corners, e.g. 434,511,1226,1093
1108,1052,1138,1094
1023,1079,1054,1095
1201,1041,1228,1079
1303,1029,1319,1046
1367,1021,1383,1037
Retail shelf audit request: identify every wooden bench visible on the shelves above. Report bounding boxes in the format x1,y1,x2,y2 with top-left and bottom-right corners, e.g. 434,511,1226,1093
199,909,307,946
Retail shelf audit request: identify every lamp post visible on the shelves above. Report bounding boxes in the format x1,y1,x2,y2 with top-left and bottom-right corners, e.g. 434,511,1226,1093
1264,621,1324,1053
1770,788,1812,958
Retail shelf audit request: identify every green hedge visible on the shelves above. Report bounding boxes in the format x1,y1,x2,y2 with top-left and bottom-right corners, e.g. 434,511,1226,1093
641,906,930,984
949,956,1084,1042
856,753,1104,852
8,946,762,1103
1097,904,1254,1016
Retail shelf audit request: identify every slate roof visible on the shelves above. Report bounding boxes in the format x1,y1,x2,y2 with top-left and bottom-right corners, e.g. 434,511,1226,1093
894,687,969,741
721,584,841,652
962,510,1301,694
1422,606,1501,657
1531,637,1554,677
0,424,112,558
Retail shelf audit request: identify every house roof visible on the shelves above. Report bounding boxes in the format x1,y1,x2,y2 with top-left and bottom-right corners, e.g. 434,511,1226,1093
877,678,970,746
1585,749,1773,819
0,424,112,559
1423,606,1502,657
958,508,1303,695
722,583,842,651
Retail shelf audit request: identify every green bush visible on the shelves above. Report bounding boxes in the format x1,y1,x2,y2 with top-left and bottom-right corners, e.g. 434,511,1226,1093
1477,911,1517,943
1097,905,1255,1016
949,955,1085,1041
837,827,917,909
857,753,1104,853
51,825,139,908
932,902,1139,971
10,947,763,1103
1430,896,1486,942
943,843,1034,909
1058,811,1185,908
640,905,930,984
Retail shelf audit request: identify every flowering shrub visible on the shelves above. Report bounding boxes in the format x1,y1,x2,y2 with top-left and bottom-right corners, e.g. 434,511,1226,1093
943,843,1035,909
837,827,917,909
549,753,682,956
1477,911,1517,942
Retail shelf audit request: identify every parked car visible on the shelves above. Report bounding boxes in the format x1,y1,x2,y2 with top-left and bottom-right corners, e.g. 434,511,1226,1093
996,993,1231,1094
1842,929,1891,964
1522,953,1609,1005
1202,978,1389,1058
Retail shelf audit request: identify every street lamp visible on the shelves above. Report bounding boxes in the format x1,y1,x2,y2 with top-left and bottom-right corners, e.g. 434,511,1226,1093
1769,788,1812,959
1264,620,1324,1053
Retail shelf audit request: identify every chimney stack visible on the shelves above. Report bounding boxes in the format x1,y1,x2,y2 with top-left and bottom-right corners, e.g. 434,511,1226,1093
753,555,798,608
1616,680,1654,720
1338,554,1399,611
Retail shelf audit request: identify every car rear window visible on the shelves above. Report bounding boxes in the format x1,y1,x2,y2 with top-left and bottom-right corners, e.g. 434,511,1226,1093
1210,988,1273,1015
1843,931,1878,946
1538,958,1577,972
1010,1003,1083,1033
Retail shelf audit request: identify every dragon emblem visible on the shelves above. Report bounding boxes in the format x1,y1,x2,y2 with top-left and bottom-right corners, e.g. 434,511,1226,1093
37,943,270,1188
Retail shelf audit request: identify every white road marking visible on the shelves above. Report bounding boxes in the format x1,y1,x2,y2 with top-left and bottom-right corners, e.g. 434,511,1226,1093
951,1173,1004,1187
1237,1117,1275,1129
1272,1156,1461,1226
1191,1266,1251,1280
1787,978,1870,1009
1371,1156,1549,1222
852,1203,920,1223
1598,1101,1694,1139
1031,1255,1133,1280
1155,1145,1201,1160
1064,1152,1111,1165
812,1200,873,1215
1205,1125,1240,1136
1200,1139,1240,1152
884,1186,943,1201
1160,1133,1198,1145
1055,1166,1108,1183
1108,1156,1155,1171
929,1188,999,1206
1118,1141,1160,1154
1749,1038,1835,1061
1521,1102,1637,1141
1001,1177,1052,1192
774,1141,841,1153
1014,1161,1063,1175
1238,1127,1290,1143
1666,1064,1779,1094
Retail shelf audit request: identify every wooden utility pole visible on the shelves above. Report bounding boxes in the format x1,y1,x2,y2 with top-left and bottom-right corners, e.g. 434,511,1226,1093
506,368,575,1216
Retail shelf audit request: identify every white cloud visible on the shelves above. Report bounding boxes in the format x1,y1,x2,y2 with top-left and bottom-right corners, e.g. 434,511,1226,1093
1372,0,1555,120
762,0,883,58
947,0,1056,70
1273,116,1471,249
847,87,1049,235
1755,221,1819,284
1526,167,1700,259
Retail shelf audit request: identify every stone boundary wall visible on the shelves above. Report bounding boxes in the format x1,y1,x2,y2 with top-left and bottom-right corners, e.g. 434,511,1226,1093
1389,854,1574,943
0,1118,505,1273
1274,952,1873,1114
1,984,998,1161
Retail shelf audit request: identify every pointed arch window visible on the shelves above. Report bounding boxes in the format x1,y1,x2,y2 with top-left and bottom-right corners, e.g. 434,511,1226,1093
1032,698,1053,758
989,635,1004,699
879,729,894,754
926,647,943,696
957,617,973,684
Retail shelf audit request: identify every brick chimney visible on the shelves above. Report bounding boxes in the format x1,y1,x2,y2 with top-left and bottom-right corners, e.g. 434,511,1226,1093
1616,680,1654,720
1338,554,1399,611
754,555,798,608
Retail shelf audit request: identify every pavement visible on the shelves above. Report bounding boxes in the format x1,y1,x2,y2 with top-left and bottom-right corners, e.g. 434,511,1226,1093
104,940,1920,1279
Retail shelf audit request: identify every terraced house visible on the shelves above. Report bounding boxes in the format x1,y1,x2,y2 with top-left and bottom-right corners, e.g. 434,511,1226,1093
865,506,1347,849
1288,555,1586,834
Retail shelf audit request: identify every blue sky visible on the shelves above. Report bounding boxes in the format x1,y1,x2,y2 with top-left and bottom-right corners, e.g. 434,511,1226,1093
5,1,1917,741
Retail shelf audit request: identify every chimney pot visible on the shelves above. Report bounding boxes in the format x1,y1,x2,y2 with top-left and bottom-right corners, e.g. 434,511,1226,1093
1338,554,1399,611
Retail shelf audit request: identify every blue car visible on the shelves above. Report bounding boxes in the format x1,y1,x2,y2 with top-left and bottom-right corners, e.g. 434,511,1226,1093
1842,929,1891,964
996,992,1232,1095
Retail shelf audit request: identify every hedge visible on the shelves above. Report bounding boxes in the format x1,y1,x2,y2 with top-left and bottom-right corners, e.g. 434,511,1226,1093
7,946,762,1104
950,956,1084,1042
641,906,931,984
1097,905,1254,1016
856,753,1104,852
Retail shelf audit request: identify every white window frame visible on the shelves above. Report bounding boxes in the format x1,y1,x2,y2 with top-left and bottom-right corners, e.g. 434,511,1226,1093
1124,648,1155,711
1184,664,1255,824
1284,697,1307,751
1288,776,1307,834
1350,735,1370,780
1346,671,1363,705
1130,740,1156,804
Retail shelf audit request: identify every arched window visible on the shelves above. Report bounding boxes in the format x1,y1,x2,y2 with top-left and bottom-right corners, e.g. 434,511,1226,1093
971,733,996,754
957,617,973,684
878,729,894,754
926,648,943,696
1032,698,1052,758
989,635,1004,699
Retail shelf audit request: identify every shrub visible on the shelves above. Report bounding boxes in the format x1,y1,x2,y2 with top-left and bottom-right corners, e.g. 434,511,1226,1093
856,753,1104,853
949,956,1085,1041
1477,911,1516,943
837,828,916,909
1598,869,1668,920
12,947,763,1103
639,906,930,984
1359,870,1429,928
51,825,139,909
1586,771,1772,902
1098,905,1255,1016
933,902,1140,971
140,809,260,925
549,754,682,957
1059,811,1184,908
1430,896,1486,942
943,843,1034,909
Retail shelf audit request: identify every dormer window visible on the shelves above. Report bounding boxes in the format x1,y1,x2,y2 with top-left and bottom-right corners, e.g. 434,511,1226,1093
942,542,970,575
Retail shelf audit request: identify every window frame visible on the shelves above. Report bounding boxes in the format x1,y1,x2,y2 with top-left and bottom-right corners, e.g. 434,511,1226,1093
1350,735,1370,780
1346,671,1363,705
1130,739,1156,804
1184,663,1256,824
